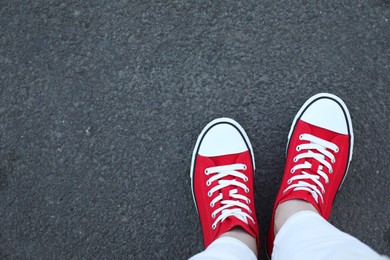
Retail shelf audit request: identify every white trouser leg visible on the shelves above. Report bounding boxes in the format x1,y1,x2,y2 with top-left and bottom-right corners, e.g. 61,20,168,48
273,211,389,260
190,237,257,260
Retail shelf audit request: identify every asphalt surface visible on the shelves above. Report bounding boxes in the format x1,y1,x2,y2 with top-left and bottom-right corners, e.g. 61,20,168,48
1,0,389,259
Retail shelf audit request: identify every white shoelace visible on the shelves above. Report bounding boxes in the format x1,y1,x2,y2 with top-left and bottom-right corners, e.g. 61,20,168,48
283,133,339,204
205,163,255,230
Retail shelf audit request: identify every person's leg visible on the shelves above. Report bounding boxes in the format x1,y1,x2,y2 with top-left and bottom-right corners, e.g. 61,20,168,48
272,210,388,260
267,93,388,259
190,236,257,260
189,118,259,260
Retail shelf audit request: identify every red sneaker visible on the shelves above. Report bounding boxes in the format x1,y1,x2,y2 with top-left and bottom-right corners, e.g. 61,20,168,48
267,93,354,258
191,118,260,250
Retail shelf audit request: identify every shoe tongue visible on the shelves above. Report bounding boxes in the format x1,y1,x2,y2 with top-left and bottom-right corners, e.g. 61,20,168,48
211,152,251,225
222,209,248,224
304,146,326,173
281,189,322,215
309,159,321,174
221,174,235,199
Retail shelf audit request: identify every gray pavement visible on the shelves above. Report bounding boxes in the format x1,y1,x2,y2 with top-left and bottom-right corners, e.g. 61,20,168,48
1,0,389,259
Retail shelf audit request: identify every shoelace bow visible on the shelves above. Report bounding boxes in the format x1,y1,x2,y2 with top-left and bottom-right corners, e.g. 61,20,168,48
205,163,255,230
284,133,339,204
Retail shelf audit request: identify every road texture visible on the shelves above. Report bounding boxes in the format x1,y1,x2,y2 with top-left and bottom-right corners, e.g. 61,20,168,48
1,0,389,259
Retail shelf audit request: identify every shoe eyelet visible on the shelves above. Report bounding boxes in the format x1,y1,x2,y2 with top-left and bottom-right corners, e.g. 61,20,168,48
287,179,292,184
247,199,250,204
335,147,339,153
331,159,336,163
212,213,215,219
245,188,249,193
296,146,301,152
212,224,216,230
329,169,333,174
210,202,214,207
206,180,211,186
244,176,248,182
293,157,298,162
243,165,247,170
322,190,325,194
290,168,295,173
204,169,209,175
299,134,304,140
208,191,212,197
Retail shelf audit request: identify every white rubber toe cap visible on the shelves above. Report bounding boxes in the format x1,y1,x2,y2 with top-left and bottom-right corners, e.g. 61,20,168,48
198,120,248,157
300,94,350,135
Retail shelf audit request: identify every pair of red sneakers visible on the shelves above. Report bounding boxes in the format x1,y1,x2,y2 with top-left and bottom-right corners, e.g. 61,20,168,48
190,93,354,257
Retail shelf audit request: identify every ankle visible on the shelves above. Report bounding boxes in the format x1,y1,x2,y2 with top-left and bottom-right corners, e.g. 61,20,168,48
274,199,319,236
220,227,258,256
